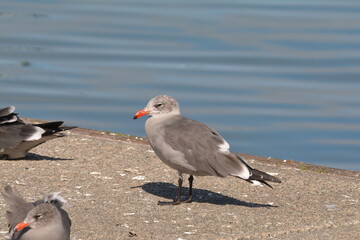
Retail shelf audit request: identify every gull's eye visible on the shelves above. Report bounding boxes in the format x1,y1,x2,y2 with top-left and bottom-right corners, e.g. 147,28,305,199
34,214,42,220
155,103,163,108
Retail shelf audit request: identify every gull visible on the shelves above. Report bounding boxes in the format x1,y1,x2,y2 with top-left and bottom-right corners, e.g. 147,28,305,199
134,95,281,205
2,185,71,240
0,106,75,159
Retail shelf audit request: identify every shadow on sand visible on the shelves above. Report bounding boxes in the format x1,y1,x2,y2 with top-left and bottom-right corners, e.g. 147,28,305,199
136,182,277,208
1,153,72,161
22,153,73,161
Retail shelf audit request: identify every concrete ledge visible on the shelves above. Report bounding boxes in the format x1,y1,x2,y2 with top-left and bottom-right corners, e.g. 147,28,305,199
1,121,359,239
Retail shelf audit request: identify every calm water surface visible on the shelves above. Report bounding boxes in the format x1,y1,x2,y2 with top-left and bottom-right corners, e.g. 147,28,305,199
1,0,360,171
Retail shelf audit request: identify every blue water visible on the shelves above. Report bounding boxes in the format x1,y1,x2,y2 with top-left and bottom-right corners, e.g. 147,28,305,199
1,0,360,171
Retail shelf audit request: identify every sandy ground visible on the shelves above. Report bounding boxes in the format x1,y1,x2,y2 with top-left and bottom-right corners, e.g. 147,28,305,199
0,126,359,240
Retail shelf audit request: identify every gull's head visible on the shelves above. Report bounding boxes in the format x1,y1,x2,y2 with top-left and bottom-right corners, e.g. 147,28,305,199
15,204,59,232
133,95,180,119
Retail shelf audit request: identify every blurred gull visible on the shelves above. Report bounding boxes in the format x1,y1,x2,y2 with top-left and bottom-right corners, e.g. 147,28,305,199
2,185,71,240
0,106,75,159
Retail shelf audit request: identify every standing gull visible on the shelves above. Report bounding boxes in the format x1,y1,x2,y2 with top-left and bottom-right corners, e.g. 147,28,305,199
133,95,281,205
0,106,75,159
2,185,71,240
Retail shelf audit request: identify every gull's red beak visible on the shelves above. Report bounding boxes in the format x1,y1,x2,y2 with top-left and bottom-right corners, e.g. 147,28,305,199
133,109,150,120
15,221,30,232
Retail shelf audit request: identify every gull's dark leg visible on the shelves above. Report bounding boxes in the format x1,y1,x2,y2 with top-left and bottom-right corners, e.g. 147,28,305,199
158,176,183,205
184,175,193,203
173,176,183,205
